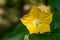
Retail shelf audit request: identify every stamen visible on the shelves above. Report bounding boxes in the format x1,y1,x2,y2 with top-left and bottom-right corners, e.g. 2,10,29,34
33,19,41,26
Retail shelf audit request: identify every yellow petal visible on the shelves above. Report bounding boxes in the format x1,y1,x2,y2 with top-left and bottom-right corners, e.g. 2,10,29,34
40,13,53,24
38,24,50,34
37,5,51,13
20,5,53,34
20,15,38,34
28,5,40,19
20,18,38,34
26,23,38,34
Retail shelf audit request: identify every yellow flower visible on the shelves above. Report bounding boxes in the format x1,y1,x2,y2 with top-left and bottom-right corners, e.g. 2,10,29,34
20,5,53,34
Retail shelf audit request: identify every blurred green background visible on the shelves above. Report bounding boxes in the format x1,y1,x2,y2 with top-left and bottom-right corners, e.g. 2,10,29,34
0,0,60,40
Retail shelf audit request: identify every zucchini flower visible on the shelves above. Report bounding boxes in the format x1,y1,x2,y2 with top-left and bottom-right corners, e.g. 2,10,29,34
20,5,53,34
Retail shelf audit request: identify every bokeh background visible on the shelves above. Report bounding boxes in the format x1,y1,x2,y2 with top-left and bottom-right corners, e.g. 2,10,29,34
0,0,60,40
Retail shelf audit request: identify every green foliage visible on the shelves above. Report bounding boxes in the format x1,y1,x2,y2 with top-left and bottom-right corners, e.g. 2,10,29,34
48,0,60,12
25,0,31,4
1,22,60,40
6,0,19,8
1,22,29,40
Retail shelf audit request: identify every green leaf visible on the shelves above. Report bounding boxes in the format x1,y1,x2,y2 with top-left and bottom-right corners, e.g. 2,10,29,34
2,22,29,40
29,27,60,40
48,0,60,12
2,34,24,40
13,22,29,34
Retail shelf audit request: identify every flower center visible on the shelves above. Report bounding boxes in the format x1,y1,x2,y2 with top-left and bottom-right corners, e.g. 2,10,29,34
33,19,41,26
